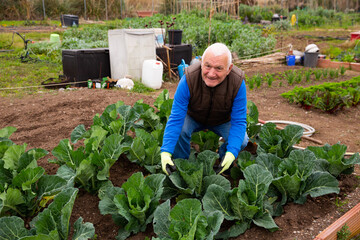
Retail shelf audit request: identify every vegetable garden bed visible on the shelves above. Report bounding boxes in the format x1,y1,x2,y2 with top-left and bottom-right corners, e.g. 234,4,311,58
0,63,360,239
1,22,360,239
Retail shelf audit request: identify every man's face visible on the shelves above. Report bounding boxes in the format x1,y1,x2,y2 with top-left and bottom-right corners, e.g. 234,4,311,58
201,51,233,87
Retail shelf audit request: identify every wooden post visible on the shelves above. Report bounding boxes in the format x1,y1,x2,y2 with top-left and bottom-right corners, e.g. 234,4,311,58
163,45,172,79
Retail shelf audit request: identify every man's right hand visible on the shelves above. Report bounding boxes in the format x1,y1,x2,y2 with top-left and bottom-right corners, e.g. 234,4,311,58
161,152,175,175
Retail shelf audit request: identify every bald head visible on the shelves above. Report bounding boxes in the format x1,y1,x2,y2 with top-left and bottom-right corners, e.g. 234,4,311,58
202,43,232,69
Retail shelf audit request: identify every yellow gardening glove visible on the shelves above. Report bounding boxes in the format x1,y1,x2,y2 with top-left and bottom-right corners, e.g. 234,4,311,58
161,152,175,175
218,152,235,174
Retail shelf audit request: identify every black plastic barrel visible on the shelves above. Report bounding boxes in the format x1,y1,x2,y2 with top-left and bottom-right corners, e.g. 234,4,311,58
168,30,182,45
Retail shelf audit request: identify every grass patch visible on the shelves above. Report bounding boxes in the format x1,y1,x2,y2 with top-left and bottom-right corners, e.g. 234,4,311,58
0,53,62,97
130,81,156,93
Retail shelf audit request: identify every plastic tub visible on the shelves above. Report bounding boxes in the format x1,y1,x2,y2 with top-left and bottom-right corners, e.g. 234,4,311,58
286,55,295,66
50,34,60,43
142,60,163,89
350,32,360,41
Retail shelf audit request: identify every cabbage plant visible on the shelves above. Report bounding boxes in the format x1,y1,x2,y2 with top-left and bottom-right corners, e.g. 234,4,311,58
0,127,67,217
98,172,166,240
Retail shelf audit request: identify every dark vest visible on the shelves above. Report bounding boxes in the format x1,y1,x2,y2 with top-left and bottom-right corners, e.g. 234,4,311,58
185,62,245,126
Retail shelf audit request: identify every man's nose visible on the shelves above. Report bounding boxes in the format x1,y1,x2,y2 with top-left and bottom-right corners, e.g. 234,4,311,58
208,68,217,77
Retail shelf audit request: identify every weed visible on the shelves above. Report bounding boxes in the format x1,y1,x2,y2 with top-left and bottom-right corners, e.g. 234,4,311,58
335,196,349,212
337,224,351,240
130,81,155,93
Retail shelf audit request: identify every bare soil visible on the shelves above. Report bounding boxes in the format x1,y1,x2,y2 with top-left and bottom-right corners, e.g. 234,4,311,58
0,28,360,240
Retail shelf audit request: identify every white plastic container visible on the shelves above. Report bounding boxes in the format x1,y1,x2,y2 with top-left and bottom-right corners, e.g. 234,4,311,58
108,29,156,80
142,59,163,89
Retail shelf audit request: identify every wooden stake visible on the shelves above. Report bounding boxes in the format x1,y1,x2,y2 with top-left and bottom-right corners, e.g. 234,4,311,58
156,55,177,77
163,45,172,79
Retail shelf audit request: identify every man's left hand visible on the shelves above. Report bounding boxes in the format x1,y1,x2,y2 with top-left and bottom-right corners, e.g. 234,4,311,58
218,152,235,174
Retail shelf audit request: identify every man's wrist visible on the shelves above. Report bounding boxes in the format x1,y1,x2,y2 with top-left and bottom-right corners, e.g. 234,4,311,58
225,151,235,160
161,152,172,158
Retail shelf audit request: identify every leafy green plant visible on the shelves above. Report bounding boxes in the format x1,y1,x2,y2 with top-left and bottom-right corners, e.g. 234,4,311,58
281,76,360,113
329,68,337,78
254,74,262,88
202,164,278,239
340,66,346,75
50,133,128,193
285,70,296,85
335,196,349,212
314,69,322,81
295,71,302,84
314,90,351,113
191,130,220,152
339,51,355,63
257,150,340,205
257,123,303,158
337,224,352,240
153,198,223,240
327,46,343,59
247,75,255,90
0,187,95,240
127,128,162,173
273,19,292,31
98,172,166,240
265,73,274,87
162,150,231,199
322,68,329,78
246,100,261,142
305,69,312,82
0,127,67,217
307,143,360,177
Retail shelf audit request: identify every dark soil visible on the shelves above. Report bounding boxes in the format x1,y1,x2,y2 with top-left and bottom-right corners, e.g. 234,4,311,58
0,27,359,240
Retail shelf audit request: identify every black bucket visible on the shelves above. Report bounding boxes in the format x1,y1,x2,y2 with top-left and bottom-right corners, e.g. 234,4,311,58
168,30,182,45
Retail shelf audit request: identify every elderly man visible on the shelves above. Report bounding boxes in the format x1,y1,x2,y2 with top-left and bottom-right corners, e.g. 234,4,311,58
160,42,248,175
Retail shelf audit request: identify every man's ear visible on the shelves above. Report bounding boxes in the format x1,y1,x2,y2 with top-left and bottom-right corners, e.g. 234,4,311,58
227,63,233,74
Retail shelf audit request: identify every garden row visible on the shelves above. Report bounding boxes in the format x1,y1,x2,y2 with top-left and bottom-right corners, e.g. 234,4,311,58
281,75,360,113
1,90,360,239
247,66,347,89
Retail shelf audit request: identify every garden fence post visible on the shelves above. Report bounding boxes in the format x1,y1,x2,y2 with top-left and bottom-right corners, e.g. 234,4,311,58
84,0,87,20
42,0,46,19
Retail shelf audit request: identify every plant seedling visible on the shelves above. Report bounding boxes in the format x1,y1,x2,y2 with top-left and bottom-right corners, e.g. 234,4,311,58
305,69,312,82
340,66,346,75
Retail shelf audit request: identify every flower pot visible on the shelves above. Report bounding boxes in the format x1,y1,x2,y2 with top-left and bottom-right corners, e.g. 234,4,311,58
168,29,182,45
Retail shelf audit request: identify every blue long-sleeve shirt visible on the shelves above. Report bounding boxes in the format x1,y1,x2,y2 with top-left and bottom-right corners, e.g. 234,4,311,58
161,75,247,158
